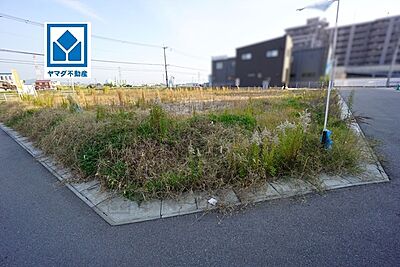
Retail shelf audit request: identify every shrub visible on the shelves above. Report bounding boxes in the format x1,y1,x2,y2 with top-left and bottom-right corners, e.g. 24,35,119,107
5,109,37,128
137,105,172,141
209,113,257,131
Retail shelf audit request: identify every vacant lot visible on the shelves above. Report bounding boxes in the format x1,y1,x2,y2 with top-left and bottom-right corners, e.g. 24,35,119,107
0,88,361,201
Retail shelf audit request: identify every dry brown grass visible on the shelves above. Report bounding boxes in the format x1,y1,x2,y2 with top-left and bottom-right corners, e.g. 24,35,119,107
0,88,362,201
16,87,307,109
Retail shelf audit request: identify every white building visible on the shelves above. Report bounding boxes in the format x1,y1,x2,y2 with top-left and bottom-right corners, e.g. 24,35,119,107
0,72,15,85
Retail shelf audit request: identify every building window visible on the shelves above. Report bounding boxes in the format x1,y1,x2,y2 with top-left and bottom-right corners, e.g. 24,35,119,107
266,49,279,58
301,72,316,78
216,62,223,70
241,53,252,60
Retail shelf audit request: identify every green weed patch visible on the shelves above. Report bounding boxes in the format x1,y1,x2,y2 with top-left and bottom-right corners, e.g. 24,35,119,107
0,89,361,201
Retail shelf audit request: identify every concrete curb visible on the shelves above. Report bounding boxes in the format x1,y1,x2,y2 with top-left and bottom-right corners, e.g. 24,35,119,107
338,93,389,181
0,102,389,225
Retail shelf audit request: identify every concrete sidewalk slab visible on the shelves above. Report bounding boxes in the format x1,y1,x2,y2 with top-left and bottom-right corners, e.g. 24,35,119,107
271,179,315,197
161,193,198,218
236,182,280,203
95,197,162,225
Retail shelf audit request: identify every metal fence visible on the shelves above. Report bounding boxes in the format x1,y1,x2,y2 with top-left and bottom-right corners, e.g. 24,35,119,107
334,78,400,88
288,78,400,89
0,91,19,102
288,81,327,89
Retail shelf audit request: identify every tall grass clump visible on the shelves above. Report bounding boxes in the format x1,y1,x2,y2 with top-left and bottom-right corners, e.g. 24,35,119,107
0,89,362,201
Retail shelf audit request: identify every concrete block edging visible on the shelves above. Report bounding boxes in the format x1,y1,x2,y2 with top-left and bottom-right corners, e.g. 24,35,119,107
0,97,389,225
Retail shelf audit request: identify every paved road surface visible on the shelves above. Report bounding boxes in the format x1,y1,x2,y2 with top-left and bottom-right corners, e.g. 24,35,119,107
0,87,399,266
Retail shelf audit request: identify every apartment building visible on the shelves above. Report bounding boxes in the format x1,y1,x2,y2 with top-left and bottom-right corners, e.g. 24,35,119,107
285,17,330,51
210,15,400,87
286,18,330,84
333,15,400,78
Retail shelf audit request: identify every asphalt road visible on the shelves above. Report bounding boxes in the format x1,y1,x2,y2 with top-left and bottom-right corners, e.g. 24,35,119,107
1,87,399,267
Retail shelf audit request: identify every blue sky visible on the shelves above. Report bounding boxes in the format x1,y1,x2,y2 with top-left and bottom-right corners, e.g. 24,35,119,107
1,0,399,85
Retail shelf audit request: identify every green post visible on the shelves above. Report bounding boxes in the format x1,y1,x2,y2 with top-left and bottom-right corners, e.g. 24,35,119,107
397,84,400,91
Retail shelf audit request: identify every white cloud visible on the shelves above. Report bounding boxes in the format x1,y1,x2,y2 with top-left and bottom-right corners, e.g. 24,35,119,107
56,0,104,21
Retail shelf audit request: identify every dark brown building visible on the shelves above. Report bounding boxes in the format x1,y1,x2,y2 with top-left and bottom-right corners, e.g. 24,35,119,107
211,57,236,87
235,35,292,87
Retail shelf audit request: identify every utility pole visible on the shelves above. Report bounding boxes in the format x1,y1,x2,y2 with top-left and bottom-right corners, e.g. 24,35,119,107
118,66,122,86
163,46,169,88
386,35,400,87
71,79,75,93
33,55,41,80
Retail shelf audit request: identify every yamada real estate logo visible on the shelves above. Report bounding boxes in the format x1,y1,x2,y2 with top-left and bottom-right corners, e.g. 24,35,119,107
44,23,91,79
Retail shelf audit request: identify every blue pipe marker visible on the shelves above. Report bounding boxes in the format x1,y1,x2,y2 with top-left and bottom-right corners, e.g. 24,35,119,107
321,129,333,150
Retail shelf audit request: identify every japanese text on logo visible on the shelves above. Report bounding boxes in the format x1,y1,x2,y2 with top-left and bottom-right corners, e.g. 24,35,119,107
44,23,91,79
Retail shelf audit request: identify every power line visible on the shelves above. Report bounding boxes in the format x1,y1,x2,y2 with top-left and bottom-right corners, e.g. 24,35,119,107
92,35,162,49
0,30,36,40
0,60,40,66
0,48,209,73
0,58,39,63
0,48,164,66
95,67,203,76
170,48,209,61
93,59,164,67
0,12,163,49
0,12,211,64
89,65,204,75
0,12,211,81
0,13,43,27
0,48,43,56
0,58,204,76
168,64,207,72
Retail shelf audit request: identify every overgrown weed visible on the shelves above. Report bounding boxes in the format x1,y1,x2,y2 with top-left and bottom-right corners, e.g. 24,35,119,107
0,89,362,201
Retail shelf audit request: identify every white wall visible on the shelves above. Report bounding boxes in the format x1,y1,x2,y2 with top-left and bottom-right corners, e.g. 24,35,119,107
335,78,400,87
